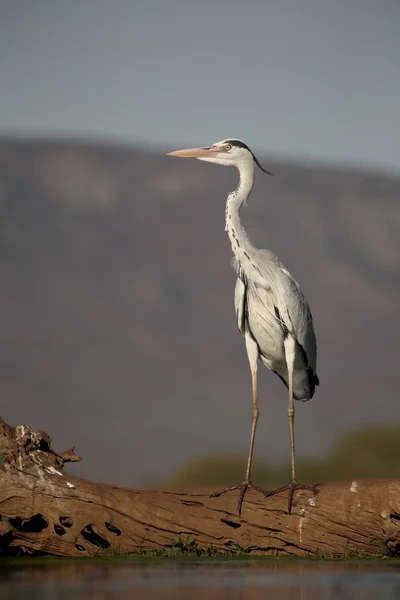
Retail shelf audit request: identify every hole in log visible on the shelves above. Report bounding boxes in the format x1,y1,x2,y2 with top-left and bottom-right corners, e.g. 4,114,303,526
221,518,241,529
54,525,66,536
0,530,13,551
10,514,48,533
75,544,86,551
0,540,47,557
390,513,400,521
59,516,73,528
105,522,121,536
81,524,110,549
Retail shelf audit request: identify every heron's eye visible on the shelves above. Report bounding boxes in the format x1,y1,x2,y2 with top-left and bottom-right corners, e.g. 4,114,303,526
225,144,232,151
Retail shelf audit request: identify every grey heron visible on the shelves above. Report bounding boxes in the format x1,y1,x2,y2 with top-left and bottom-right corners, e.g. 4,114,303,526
167,139,319,515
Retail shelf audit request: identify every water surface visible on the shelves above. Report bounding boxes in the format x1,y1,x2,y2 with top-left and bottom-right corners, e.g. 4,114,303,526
1,558,400,599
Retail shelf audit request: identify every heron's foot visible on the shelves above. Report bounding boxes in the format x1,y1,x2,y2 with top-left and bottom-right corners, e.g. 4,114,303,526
264,480,320,514
211,481,267,516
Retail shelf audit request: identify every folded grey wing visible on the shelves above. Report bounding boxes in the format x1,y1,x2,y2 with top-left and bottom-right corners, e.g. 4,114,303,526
256,250,318,379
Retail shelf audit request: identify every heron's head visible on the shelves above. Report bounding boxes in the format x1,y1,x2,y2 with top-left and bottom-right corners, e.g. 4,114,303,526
167,138,273,175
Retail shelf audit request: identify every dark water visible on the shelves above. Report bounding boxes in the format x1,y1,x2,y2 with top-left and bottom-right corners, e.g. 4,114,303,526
1,559,400,600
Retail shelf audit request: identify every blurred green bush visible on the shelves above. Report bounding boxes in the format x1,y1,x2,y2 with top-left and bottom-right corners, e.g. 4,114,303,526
164,424,400,489
165,454,271,490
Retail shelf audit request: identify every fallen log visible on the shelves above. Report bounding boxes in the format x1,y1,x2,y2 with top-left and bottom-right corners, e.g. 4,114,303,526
0,416,399,558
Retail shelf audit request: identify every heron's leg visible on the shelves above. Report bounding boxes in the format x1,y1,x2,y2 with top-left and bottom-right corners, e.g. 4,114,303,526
211,332,266,515
285,337,297,513
244,333,259,482
245,366,260,483
263,337,319,513
235,354,260,514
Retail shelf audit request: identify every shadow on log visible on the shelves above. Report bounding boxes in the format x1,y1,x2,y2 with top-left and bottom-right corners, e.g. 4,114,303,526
0,416,399,558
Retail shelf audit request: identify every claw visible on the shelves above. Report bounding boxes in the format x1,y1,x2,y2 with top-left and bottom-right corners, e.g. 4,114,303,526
211,481,268,516
212,480,320,515
264,481,320,514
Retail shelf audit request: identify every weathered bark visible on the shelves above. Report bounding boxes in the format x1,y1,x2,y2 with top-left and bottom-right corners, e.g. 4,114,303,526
0,416,399,557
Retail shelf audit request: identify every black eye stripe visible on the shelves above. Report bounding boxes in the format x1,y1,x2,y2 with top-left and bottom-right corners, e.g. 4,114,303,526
220,139,274,176
223,139,251,151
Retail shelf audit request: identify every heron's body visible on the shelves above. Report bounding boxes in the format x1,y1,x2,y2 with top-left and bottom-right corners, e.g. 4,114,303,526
167,137,319,514
233,260,317,402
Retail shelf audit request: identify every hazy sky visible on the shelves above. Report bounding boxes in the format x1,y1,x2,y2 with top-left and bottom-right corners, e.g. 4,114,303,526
1,0,400,172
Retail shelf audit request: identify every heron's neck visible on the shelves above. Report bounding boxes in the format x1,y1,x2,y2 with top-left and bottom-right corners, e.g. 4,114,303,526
225,163,256,264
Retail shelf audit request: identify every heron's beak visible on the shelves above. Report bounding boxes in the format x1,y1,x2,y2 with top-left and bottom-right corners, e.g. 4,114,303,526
167,146,221,158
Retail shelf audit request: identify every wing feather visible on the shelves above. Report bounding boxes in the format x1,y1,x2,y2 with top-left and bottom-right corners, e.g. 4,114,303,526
255,249,318,378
